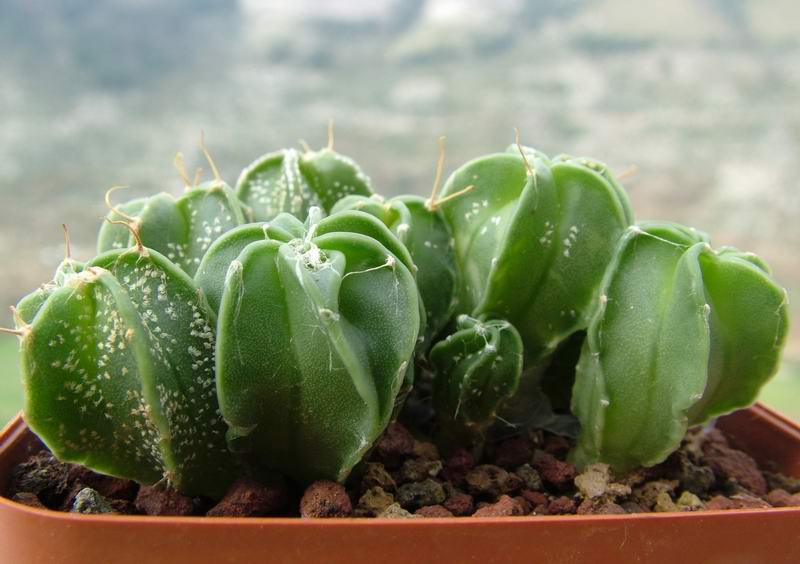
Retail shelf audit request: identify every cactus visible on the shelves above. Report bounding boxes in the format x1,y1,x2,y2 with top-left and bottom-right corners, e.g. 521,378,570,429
437,141,633,366
210,207,420,483
429,315,522,442
331,138,465,346
236,122,373,221
10,231,236,498
98,141,249,277
571,222,790,472
429,138,633,435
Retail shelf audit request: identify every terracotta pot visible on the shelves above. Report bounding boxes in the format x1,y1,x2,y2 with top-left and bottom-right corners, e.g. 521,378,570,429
1,404,799,564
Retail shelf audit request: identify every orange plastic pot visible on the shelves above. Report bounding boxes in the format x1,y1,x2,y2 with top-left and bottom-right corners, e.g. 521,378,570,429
1,404,799,564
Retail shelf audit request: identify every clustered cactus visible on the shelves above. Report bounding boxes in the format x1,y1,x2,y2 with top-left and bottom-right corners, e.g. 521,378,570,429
2,128,789,500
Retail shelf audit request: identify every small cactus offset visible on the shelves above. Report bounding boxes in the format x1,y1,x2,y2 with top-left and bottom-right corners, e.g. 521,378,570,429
211,207,420,483
236,123,373,221
98,142,249,277
571,222,790,472
13,234,236,498
429,315,522,442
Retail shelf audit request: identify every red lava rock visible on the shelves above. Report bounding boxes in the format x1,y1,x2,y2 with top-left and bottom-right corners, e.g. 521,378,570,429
441,448,475,486
361,462,396,493
577,498,626,515
493,436,533,469
206,476,288,517
134,485,195,516
11,492,46,509
765,489,800,508
300,481,352,518
66,465,138,501
372,423,415,469
621,501,648,514
8,451,71,507
546,496,577,515
472,495,525,517
465,465,510,497
765,471,800,494
543,435,571,458
521,490,548,508
704,428,730,448
532,450,577,492
443,491,474,516
413,441,440,461
415,504,454,518
703,442,767,496
705,494,771,511
512,496,532,515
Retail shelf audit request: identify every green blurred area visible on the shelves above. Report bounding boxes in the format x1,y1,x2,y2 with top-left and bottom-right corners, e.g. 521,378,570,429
0,339,796,427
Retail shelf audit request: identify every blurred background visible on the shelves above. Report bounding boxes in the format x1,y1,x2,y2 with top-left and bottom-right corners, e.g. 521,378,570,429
0,0,798,423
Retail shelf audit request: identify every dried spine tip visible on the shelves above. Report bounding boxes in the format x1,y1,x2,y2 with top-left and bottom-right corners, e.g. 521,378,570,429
104,186,137,223
327,118,335,151
425,136,447,211
513,127,533,176
199,130,221,182
1,307,29,337
61,224,72,260
173,152,192,188
192,167,203,187
105,219,147,255
430,185,475,209
617,164,638,181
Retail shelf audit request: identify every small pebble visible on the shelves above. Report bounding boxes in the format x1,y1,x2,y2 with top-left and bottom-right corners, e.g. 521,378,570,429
547,496,577,515
373,423,415,469
472,495,525,517
705,494,770,511
415,504,454,518
703,442,767,496
206,476,288,517
765,489,800,508
12,492,46,509
397,458,443,484
361,463,396,493
515,464,542,491
378,503,420,519
413,441,440,461
675,491,704,511
465,465,510,497
135,485,194,516
71,487,115,514
441,448,475,486
355,487,395,517
531,450,576,492
443,491,474,516
493,436,533,469
396,479,445,510
300,481,352,518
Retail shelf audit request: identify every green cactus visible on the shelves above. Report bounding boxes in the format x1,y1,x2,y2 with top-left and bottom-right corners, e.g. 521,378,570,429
98,143,249,277
210,207,420,483
437,141,633,366
236,123,373,221
430,315,522,442
571,222,790,472
10,233,236,498
331,138,464,346
429,139,633,435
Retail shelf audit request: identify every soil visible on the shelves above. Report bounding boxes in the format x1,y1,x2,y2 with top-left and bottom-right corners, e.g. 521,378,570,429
5,421,800,518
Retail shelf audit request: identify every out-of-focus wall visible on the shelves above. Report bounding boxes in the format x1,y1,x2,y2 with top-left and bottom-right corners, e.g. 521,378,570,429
1,0,799,356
